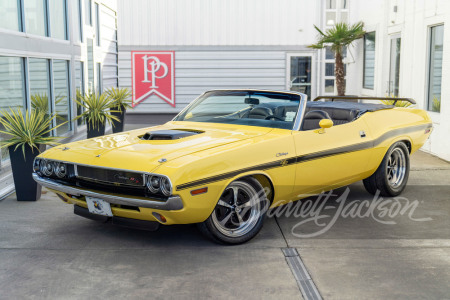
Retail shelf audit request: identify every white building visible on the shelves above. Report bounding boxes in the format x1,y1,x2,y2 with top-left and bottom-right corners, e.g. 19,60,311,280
0,0,119,197
118,0,448,161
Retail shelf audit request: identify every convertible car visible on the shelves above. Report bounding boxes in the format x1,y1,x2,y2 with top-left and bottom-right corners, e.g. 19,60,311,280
33,89,432,244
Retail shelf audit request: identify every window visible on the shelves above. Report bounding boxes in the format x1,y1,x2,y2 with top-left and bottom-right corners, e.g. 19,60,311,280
24,0,47,36
0,0,21,31
85,0,92,26
53,60,70,134
96,63,102,93
87,39,94,92
0,56,26,162
28,58,51,115
49,0,67,40
76,0,83,41
325,0,348,27
363,31,376,89
325,79,335,93
427,25,444,113
75,61,85,125
95,3,100,46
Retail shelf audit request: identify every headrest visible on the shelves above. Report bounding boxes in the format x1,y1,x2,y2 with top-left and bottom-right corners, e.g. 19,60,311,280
304,110,331,120
249,107,273,116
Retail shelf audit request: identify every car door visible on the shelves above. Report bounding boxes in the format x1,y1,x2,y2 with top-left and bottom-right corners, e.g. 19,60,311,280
291,117,373,198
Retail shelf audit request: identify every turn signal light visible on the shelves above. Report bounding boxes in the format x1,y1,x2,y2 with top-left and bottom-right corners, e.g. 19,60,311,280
190,187,208,196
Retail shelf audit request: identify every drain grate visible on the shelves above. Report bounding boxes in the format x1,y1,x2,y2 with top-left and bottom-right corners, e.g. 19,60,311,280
282,248,322,300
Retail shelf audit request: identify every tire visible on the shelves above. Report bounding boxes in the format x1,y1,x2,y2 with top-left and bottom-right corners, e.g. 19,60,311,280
197,177,269,245
363,142,410,197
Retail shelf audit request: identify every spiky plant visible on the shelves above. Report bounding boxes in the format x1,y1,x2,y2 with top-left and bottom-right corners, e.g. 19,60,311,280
105,87,132,112
74,92,119,129
380,94,414,108
432,96,441,112
31,93,65,119
309,22,366,96
0,108,63,158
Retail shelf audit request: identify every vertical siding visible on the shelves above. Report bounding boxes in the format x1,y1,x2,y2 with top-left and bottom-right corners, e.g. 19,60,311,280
101,4,118,89
119,49,287,113
117,0,318,46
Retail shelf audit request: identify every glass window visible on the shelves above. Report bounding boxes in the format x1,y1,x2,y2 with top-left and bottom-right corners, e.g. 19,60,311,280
85,0,92,25
340,0,348,9
325,79,335,93
289,56,312,100
87,39,94,92
326,0,336,9
53,60,70,134
427,25,444,113
95,3,100,46
340,11,348,23
75,61,85,125
326,12,336,26
96,63,102,93
325,63,334,76
76,0,83,41
0,57,26,162
49,0,67,40
24,0,47,36
28,58,51,115
325,47,334,60
0,0,21,31
363,32,376,89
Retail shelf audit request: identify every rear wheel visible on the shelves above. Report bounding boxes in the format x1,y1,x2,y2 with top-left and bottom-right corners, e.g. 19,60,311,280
363,142,410,197
197,177,269,245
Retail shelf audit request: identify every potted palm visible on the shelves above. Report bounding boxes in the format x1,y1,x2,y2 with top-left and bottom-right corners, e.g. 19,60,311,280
0,108,62,201
309,22,365,96
75,92,119,138
105,87,132,133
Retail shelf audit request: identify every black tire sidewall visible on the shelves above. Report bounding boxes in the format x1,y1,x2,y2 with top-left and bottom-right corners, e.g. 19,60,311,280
380,142,410,196
201,177,269,245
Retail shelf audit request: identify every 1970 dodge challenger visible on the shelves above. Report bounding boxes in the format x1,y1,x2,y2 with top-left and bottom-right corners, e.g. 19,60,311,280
33,89,432,244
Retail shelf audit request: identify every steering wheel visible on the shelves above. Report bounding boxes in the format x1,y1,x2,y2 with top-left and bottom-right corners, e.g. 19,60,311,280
264,115,284,121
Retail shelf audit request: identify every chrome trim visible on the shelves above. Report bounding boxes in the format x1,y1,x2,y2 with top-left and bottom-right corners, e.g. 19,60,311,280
33,173,184,211
292,93,308,131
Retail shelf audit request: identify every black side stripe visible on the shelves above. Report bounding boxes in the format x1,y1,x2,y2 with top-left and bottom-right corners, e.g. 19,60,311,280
176,123,432,191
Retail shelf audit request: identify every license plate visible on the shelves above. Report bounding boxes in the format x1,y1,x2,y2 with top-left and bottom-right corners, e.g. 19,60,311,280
86,196,113,217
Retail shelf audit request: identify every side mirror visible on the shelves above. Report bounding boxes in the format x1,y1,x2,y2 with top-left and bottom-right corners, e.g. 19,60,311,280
318,119,333,134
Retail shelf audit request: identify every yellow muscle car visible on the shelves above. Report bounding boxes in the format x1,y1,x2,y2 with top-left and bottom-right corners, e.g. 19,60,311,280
33,89,432,244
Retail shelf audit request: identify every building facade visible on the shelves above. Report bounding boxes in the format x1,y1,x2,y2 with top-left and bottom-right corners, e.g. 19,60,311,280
0,0,119,197
118,0,448,161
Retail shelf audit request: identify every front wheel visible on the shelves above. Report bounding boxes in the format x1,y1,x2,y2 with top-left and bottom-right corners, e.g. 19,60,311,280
363,142,410,197
197,177,269,245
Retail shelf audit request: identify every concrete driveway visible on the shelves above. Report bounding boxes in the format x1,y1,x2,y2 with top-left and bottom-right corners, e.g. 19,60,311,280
0,151,449,299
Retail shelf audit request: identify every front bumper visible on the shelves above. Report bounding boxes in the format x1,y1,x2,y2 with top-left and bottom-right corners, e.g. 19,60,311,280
33,173,184,211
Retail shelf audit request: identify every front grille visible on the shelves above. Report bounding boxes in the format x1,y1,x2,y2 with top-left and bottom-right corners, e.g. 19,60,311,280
76,165,145,187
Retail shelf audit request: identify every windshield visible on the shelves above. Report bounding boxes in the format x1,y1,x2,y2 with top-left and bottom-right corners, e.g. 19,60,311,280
174,90,300,130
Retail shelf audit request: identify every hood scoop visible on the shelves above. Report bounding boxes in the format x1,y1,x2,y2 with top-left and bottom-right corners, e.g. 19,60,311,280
141,129,201,140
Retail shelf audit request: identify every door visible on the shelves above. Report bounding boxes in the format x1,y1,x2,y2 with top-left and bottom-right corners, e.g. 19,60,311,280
291,119,373,198
388,35,401,96
287,53,313,100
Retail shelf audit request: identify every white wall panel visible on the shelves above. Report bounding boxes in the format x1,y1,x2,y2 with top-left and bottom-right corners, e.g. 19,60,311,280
117,0,318,46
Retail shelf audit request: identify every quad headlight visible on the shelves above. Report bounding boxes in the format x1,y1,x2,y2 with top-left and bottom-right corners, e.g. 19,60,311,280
33,159,68,178
146,174,172,196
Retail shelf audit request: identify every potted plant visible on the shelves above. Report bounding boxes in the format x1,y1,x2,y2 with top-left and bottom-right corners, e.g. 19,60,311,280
0,108,62,201
105,87,132,133
75,92,119,138
31,93,65,136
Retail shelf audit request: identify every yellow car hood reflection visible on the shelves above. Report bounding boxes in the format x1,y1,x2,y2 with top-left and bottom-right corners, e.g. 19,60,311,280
40,121,272,173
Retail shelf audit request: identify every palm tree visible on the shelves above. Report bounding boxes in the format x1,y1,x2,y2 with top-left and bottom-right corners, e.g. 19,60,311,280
309,22,365,96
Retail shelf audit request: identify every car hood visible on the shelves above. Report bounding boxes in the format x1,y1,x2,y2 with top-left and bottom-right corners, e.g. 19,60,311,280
40,121,273,173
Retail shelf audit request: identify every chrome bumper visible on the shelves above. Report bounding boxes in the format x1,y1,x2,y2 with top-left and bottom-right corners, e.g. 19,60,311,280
32,173,184,211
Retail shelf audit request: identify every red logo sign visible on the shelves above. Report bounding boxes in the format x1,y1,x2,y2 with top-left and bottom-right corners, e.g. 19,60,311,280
131,51,175,107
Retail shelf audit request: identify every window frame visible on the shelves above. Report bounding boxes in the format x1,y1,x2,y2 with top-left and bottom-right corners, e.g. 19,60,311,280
363,31,376,90
426,24,444,113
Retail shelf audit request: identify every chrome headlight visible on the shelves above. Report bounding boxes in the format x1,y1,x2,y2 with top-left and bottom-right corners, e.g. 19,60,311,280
160,177,172,196
40,160,54,176
33,158,41,174
147,175,161,193
54,162,67,178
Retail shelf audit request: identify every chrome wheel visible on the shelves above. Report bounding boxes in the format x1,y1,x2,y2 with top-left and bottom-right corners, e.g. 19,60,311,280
211,181,263,238
386,147,407,188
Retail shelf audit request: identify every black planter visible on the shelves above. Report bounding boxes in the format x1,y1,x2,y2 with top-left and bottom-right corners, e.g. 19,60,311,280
110,105,126,133
87,122,106,138
8,144,42,201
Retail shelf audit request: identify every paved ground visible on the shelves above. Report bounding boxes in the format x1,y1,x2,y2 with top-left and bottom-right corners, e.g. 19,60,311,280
0,137,449,299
